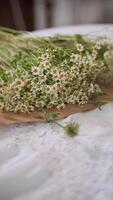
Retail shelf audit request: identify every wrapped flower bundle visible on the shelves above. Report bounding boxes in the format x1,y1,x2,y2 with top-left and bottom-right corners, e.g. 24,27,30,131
0,27,113,125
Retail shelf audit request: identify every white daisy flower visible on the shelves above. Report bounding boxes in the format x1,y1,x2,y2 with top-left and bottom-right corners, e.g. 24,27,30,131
95,41,102,50
76,43,84,52
31,66,40,75
92,50,97,60
70,53,81,62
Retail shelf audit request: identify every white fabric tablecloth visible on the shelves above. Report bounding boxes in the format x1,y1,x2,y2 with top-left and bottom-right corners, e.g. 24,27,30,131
0,25,113,200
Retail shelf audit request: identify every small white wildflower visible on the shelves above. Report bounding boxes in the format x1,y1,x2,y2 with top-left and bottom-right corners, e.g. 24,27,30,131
39,74,46,82
95,41,102,50
81,56,88,65
70,53,81,62
28,105,34,111
94,84,102,93
88,83,95,93
80,95,89,104
76,43,84,52
40,53,50,60
68,95,76,104
57,103,65,110
10,79,24,90
40,60,50,68
59,71,66,78
31,66,40,75
104,50,112,59
92,50,97,60
53,70,60,79
35,101,45,108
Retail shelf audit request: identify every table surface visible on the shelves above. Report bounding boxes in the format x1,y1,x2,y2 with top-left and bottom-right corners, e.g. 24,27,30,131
0,24,113,200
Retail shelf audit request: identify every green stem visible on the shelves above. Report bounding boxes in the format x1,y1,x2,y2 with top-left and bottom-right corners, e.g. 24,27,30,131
55,121,65,129
91,99,113,104
0,27,26,35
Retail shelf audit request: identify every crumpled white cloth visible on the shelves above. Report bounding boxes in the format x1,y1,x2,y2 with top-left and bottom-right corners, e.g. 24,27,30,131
1,104,113,200
0,25,113,200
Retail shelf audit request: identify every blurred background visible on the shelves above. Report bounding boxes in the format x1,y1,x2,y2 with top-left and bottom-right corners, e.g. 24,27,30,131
0,0,113,31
